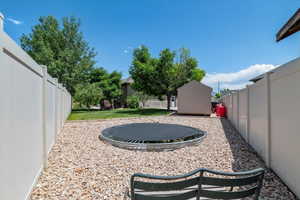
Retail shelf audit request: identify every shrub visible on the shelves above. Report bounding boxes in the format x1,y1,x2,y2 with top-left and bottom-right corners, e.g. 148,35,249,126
127,95,140,109
74,83,102,109
135,91,150,107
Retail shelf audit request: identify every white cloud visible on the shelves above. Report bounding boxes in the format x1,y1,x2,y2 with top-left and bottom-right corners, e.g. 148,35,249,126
123,49,129,54
7,17,23,25
202,64,276,91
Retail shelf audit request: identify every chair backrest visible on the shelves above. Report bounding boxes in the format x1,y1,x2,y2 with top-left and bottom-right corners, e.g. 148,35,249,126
130,168,264,200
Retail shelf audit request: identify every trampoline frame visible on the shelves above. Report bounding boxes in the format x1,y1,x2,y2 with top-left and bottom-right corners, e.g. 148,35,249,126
99,123,207,151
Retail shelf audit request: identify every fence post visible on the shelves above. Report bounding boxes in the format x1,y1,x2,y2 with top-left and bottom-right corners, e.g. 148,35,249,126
265,72,271,167
59,84,63,127
0,12,4,31
41,65,48,168
229,94,233,123
53,78,59,141
246,85,250,143
70,93,72,115
236,91,240,131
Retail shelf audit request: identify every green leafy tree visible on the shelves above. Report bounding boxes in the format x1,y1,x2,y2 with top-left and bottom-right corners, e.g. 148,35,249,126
129,46,205,110
127,95,140,109
135,91,151,107
90,68,122,109
129,45,159,95
74,83,102,109
215,92,221,99
105,71,122,108
20,16,96,95
220,88,231,96
90,67,109,84
156,48,177,109
175,48,206,86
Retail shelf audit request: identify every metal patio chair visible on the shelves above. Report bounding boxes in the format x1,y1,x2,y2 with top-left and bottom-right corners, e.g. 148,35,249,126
128,168,265,200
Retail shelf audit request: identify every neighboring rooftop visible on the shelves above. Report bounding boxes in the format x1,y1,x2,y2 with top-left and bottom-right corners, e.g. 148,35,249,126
276,8,300,42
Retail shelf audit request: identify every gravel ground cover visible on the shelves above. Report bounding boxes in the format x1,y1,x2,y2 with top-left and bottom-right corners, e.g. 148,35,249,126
30,116,297,200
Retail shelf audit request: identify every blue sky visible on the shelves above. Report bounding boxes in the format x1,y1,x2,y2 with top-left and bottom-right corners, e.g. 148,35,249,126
1,0,300,91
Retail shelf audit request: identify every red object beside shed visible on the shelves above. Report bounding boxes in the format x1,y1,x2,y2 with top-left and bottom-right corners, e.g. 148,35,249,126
216,104,227,118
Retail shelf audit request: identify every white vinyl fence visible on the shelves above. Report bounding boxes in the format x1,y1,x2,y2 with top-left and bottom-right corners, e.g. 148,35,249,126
0,14,72,200
223,57,300,198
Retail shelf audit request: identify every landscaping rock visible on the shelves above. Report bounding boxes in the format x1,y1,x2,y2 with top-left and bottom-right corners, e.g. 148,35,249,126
30,116,297,200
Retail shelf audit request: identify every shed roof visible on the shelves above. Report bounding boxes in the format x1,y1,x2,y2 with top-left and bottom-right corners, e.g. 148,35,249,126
276,9,300,42
178,80,212,91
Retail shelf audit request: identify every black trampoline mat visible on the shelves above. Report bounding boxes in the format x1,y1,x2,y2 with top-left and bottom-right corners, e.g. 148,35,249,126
102,123,204,142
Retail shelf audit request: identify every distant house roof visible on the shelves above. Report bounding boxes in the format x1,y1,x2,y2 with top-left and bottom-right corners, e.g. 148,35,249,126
276,8,300,42
121,77,134,84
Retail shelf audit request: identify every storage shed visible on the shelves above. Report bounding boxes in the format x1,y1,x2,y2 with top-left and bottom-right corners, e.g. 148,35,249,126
177,80,212,115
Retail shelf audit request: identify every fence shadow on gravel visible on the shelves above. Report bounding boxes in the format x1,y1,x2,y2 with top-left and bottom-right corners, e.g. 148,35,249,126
219,118,297,199
220,118,266,172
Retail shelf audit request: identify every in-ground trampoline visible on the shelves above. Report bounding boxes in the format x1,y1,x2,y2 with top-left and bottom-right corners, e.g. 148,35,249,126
99,123,206,151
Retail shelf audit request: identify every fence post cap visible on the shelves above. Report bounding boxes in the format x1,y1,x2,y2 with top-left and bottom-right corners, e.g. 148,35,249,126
266,71,272,75
0,12,4,20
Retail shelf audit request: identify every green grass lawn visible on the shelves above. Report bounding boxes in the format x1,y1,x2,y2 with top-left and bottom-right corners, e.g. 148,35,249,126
68,108,172,120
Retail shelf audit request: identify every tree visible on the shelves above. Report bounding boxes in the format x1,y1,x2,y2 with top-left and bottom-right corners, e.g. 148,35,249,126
90,68,122,109
20,16,96,95
127,95,140,109
129,45,159,96
105,71,122,108
129,46,206,110
74,83,102,109
156,48,177,110
135,91,151,107
215,92,221,99
90,67,109,84
175,48,206,87
220,88,232,96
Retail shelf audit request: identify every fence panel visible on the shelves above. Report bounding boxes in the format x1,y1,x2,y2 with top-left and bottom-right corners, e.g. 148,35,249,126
248,80,268,161
222,57,300,198
228,95,233,122
238,89,247,140
0,19,71,200
270,59,300,197
0,31,44,200
144,99,168,109
46,76,57,153
232,93,238,128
